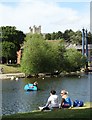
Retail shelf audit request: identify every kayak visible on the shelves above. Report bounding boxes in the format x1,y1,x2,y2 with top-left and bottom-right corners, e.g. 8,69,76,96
24,83,37,91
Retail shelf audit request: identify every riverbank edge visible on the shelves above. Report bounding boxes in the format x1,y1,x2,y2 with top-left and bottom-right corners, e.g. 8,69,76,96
0,71,85,80
0,71,86,80
2,102,92,119
0,73,25,80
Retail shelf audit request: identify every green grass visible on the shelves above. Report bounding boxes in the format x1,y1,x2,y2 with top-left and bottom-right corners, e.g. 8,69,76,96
0,64,21,73
2,108,91,119
2,102,92,119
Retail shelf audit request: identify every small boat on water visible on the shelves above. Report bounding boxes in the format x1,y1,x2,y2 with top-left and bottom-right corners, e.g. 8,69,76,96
24,83,38,91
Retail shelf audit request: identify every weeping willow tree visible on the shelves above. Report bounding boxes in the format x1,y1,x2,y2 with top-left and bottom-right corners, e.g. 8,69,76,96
21,34,64,75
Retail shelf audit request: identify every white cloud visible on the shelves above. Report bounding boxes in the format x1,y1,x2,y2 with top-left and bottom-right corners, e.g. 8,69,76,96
0,1,90,33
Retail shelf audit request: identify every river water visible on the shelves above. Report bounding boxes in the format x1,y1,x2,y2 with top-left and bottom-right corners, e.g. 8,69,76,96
1,72,92,115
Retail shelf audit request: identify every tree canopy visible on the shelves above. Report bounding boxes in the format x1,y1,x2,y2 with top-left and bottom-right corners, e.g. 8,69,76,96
0,41,17,63
0,26,25,63
0,26,25,50
45,29,92,45
21,34,87,75
64,48,87,72
21,34,62,74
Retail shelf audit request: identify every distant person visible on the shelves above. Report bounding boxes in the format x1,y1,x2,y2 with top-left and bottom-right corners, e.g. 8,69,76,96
39,90,59,111
59,90,72,108
33,81,38,87
29,81,38,89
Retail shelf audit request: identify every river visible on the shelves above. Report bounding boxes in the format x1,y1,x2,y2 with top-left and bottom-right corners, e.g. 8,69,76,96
1,72,92,115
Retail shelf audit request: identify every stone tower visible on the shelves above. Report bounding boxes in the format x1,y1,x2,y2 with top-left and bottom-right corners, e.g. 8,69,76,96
29,25,41,34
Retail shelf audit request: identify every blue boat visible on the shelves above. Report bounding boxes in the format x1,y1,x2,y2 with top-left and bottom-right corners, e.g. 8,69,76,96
24,83,37,91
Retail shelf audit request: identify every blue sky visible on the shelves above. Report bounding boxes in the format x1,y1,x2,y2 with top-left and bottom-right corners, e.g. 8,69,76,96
0,0,91,33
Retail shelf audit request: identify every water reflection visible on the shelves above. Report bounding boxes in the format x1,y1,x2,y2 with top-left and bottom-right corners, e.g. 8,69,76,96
1,73,92,115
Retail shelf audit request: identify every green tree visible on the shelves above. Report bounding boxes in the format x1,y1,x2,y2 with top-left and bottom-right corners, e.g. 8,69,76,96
63,29,74,42
21,33,86,74
55,31,63,40
88,32,92,44
64,48,87,72
21,34,59,75
0,26,25,50
49,40,66,72
70,30,82,45
45,33,51,40
51,32,56,40
1,41,17,63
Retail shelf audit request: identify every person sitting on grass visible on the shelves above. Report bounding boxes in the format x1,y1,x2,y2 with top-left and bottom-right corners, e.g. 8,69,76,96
39,90,59,111
59,90,72,108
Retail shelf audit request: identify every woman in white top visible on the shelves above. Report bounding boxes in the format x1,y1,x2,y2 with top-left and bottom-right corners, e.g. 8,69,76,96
39,90,59,111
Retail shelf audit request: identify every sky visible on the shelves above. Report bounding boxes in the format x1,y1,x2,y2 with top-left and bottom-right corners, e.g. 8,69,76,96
0,0,91,34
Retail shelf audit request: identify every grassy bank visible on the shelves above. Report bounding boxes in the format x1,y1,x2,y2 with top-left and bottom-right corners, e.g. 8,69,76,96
2,108,92,119
0,64,81,75
2,103,92,119
0,64,21,73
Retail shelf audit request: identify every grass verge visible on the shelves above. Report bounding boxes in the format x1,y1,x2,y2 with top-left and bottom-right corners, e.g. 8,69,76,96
0,64,21,73
2,103,92,119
